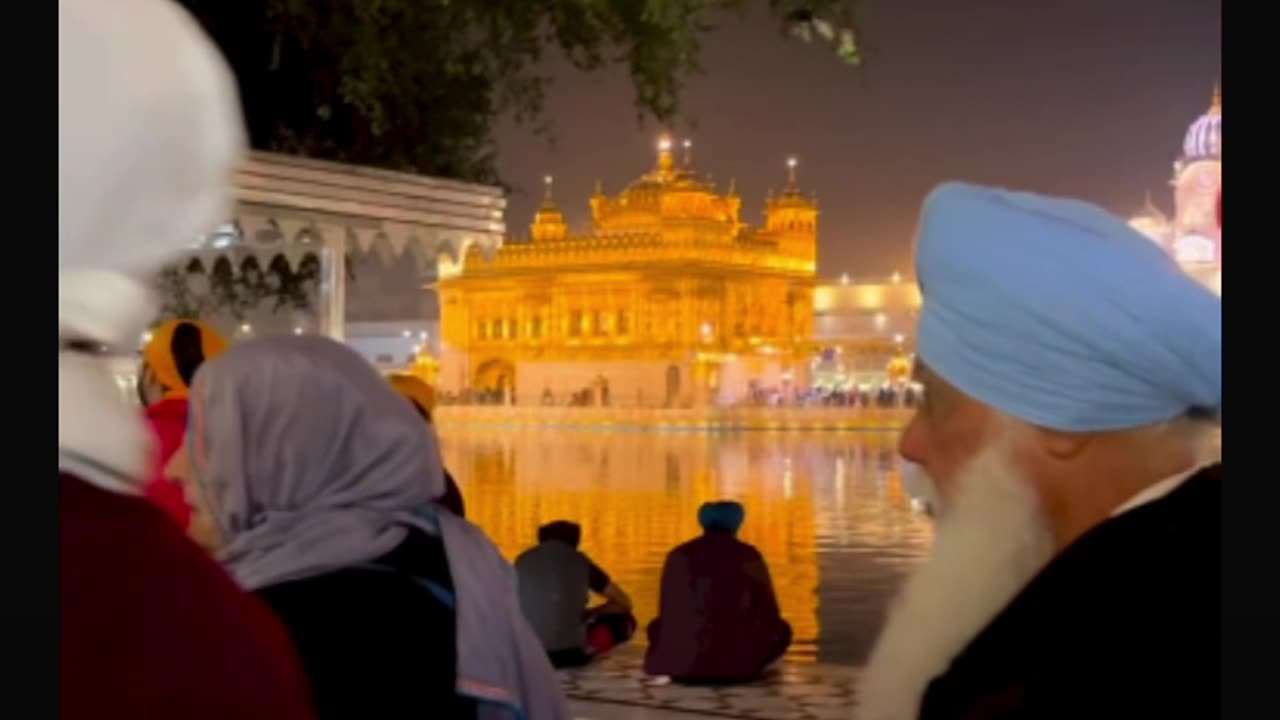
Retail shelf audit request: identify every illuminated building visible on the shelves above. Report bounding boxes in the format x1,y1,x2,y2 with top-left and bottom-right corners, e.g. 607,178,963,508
1129,86,1222,294
810,275,920,389
436,136,818,407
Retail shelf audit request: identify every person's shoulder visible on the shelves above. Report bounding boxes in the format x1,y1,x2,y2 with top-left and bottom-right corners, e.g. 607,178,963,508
62,473,183,545
669,535,712,559
1084,464,1221,558
61,477,315,715
737,537,765,557
1014,466,1220,625
259,565,419,616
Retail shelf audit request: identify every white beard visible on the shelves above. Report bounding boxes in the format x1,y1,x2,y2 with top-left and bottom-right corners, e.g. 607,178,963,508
857,438,1055,720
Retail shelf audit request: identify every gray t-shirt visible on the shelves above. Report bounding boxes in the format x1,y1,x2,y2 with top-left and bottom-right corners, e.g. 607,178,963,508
514,541,611,652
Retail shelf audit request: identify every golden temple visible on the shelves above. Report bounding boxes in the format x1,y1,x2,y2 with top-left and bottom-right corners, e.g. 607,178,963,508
437,135,820,407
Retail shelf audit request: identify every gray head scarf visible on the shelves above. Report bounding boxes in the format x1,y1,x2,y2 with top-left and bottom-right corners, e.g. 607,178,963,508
190,336,569,720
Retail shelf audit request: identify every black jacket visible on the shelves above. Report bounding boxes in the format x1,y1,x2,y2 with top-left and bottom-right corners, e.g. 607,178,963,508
920,465,1221,719
257,529,478,719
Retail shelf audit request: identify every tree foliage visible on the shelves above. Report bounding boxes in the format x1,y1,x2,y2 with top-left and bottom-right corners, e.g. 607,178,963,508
178,0,860,185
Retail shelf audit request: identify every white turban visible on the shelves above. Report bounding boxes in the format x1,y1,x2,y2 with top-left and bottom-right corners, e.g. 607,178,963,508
915,183,1221,432
59,0,245,345
59,0,245,492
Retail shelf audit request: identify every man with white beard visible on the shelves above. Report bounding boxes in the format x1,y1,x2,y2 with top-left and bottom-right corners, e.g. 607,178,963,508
858,183,1221,720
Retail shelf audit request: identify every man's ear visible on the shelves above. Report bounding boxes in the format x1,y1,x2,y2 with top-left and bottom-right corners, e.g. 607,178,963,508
1037,428,1091,460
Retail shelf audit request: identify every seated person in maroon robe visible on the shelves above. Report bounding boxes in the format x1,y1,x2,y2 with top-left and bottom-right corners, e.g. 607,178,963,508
644,501,792,683
515,521,637,668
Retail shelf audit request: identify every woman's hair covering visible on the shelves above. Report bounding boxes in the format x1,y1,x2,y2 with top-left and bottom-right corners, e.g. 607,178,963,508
698,501,747,534
189,336,570,719
58,0,245,495
188,336,446,589
388,372,438,415
144,319,229,394
538,520,583,549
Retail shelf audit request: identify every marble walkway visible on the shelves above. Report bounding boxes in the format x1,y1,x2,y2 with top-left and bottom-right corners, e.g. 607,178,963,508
560,648,861,720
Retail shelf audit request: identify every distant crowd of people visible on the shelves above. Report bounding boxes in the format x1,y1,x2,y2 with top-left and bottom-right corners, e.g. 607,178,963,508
746,384,920,408
61,0,1221,717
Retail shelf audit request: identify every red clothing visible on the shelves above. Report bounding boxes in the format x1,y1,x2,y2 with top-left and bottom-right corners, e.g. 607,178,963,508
644,532,792,682
61,474,317,720
145,396,188,464
143,396,191,528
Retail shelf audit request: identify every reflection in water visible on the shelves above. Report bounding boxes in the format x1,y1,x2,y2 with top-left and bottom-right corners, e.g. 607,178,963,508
438,429,932,666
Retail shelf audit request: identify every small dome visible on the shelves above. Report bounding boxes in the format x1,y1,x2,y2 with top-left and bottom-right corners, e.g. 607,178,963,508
769,156,817,211
1182,86,1221,161
534,194,564,219
530,175,568,242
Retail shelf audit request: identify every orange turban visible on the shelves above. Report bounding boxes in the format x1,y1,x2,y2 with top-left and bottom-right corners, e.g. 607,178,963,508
388,373,437,416
143,319,228,397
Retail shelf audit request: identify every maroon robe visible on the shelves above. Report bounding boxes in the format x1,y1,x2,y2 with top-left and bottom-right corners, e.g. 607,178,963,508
61,474,316,719
644,532,792,682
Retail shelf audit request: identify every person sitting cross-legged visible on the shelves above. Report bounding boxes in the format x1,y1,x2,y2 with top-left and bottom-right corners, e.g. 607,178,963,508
644,501,792,684
515,521,637,668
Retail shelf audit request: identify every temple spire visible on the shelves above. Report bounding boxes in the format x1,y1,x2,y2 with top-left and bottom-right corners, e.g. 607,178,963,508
1209,81,1221,114
531,173,567,242
682,138,693,167
786,156,799,190
656,133,675,173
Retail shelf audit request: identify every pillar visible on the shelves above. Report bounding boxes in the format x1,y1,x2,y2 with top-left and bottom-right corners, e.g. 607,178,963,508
317,230,347,341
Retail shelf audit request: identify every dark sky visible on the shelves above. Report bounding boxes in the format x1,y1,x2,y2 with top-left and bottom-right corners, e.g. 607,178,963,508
494,0,1221,279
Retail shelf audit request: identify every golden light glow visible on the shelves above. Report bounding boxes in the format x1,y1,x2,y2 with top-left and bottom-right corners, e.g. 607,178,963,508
440,429,932,662
438,139,820,406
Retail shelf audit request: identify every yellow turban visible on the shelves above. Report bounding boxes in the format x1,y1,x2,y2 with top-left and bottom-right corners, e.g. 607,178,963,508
388,373,437,416
143,319,228,398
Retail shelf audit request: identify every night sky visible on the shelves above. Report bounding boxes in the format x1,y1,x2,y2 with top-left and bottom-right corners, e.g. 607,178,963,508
494,0,1220,279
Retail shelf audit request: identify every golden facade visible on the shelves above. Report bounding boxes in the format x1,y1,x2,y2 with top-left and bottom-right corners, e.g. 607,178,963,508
437,136,819,407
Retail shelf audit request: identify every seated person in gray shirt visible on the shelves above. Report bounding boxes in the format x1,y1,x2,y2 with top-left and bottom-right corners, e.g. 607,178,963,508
515,520,636,668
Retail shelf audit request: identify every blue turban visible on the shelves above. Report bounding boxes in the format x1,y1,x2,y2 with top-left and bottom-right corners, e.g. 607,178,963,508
915,182,1221,432
698,501,746,534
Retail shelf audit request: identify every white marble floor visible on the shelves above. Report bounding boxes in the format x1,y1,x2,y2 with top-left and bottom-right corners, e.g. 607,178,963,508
559,647,859,719
574,699,718,719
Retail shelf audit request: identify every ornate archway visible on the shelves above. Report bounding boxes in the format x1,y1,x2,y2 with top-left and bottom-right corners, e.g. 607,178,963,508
474,358,516,396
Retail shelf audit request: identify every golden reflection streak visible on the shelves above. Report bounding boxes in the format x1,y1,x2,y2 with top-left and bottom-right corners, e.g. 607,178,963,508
439,429,927,664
